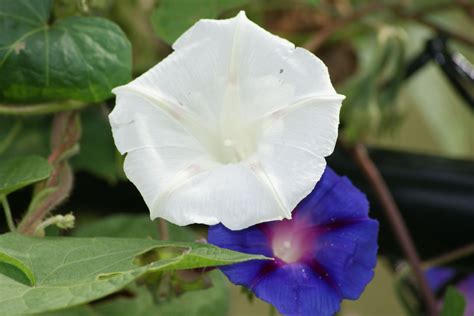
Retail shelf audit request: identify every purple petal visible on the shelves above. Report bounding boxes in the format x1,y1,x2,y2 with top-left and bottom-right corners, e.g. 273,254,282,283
425,267,456,292
252,263,341,316
311,219,378,299
208,224,272,257
220,260,278,289
295,168,370,227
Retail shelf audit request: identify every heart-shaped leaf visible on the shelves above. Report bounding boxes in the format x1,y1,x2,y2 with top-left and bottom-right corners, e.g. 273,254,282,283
0,0,131,103
0,233,268,314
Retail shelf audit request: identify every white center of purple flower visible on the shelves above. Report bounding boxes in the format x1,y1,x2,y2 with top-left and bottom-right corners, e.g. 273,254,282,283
272,238,303,263
270,221,312,264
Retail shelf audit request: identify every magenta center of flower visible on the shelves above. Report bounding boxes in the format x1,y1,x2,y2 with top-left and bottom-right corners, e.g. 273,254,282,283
270,220,313,264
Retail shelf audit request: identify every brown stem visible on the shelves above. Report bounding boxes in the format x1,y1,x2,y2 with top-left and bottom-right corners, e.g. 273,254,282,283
17,111,80,235
18,164,73,235
423,242,474,269
350,143,437,316
158,218,169,240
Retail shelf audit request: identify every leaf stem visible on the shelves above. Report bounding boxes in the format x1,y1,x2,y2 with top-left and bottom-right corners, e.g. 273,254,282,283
158,218,169,240
349,143,438,316
1,195,16,232
0,100,91,116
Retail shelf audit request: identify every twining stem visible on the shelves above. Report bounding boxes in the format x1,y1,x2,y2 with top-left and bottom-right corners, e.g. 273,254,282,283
158,218,169,240
17,111,80,235
1,195,15,232
0,100,90,116
350,143,437,316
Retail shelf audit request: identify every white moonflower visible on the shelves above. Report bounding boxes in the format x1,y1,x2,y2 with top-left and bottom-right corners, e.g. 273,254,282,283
109,11,344,230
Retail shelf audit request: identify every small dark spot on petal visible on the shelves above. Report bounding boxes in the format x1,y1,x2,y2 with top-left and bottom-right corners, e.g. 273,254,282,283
279,69,284,74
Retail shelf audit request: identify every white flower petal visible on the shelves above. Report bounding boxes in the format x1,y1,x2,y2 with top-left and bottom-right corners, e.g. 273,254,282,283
109,11,344,230
123,147,217,214
256,98,342,213
109,92,208,154
151,163,286,230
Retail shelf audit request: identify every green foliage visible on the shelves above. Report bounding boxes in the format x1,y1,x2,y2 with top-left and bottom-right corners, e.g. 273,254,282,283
53,215,228,316
0,251,36,286
440,286,466,316
0,233,268,314
341,26,407,142
305,0,320,6
41,270,229,316
0,0,131,103
151,0,248,45
72,107,123,183
0,117,51,158
0,1,472,315
0,155,51,196
73,214,196,242
440,287,466,316
98,271,229,316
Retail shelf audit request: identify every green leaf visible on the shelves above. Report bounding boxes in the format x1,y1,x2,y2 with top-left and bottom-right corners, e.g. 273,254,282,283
0,0,132,103
341,27,406,142
0,155,51,196
151,0,247,44
0,116,51,158
440,287,466,316
0,233,267,314
0,252,35,286
73,214,197,242
97,270,229,316
40,270,229,316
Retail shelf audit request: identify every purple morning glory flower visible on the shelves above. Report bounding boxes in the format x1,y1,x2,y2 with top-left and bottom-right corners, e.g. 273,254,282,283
426,267,474,316
208,167,379,316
